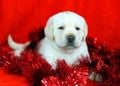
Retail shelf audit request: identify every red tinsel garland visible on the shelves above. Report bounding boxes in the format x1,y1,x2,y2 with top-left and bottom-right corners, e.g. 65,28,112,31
0,28,120,86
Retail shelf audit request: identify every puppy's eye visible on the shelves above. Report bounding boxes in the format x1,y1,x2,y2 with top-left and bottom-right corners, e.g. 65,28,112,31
58,26,64,30
76,27,80,30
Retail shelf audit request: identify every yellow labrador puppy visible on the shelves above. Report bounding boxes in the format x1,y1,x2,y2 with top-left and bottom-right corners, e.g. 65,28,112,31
8,11,90,69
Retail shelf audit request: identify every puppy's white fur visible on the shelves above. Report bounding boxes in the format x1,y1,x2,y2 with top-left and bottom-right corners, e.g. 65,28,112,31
38,37,89,69
8,11,90,69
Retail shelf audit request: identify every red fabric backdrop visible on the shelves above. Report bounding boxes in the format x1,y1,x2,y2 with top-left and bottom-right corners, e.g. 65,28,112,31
0,0,120,86
0,0,120,48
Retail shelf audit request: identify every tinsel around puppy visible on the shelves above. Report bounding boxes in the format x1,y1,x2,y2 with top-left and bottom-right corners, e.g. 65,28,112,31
0,28,120,86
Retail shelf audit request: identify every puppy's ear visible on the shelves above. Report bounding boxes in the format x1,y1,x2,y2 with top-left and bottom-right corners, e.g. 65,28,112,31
44,17,54,40
83,21,88,42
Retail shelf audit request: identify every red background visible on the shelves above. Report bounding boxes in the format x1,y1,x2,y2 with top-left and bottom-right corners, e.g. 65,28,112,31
0,0,120,48
0,0,120,86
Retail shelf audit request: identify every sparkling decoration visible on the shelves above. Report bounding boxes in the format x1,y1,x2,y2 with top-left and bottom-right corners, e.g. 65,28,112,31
0,28,120,86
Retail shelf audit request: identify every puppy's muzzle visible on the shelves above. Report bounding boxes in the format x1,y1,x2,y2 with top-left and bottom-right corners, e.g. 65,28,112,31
66,35,75,46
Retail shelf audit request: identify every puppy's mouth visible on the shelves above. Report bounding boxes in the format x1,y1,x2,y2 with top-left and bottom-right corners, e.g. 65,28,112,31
58,44,80,50
66,42,75,47
63,46,76,50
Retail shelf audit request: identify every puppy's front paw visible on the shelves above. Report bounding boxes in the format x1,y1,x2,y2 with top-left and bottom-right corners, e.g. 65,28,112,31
88,71,103,82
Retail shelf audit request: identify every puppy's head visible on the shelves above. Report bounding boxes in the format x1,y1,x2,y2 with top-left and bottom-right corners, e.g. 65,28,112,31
45,11,88,50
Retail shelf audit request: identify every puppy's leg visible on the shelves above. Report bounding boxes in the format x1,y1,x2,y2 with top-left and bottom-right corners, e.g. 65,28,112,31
88,70,103,82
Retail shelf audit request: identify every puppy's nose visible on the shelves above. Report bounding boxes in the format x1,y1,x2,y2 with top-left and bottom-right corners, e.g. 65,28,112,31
66,35,75,43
